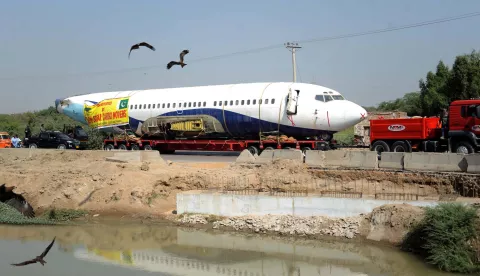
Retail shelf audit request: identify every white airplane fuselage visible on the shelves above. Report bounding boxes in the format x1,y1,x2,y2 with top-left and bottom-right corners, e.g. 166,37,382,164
55,82,367,140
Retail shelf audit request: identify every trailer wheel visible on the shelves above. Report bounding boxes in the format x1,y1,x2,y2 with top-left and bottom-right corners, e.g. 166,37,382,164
143,145,152,151
391,141,410,152
131,144,140,151
371,140,390,158
247,146,259,156
104,144,114,151
118,144,128,151
454,141,474,154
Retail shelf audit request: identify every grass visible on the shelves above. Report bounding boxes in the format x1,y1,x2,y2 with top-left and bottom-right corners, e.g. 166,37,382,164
333,126,355,145
0,203,88,225
401,203,480,274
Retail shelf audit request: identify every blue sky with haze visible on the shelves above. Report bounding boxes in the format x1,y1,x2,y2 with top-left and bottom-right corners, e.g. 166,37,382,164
1,0,480,114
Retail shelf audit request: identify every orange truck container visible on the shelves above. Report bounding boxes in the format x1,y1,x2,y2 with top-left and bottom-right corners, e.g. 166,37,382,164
0,132,12,148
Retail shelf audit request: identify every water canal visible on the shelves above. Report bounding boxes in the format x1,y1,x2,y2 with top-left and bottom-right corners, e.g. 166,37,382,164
0,221,464,276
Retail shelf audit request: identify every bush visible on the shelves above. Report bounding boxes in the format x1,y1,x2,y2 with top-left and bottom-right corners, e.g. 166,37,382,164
401,203,480,274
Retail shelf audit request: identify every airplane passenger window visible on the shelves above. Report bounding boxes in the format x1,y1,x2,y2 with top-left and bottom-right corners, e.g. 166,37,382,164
139,105,142,109
247,100,250,105
173,103,176,108
193,102,196,107
157,104,160,108
143,104,146,109
130,105,133,109
188,102,192,107
218,101,222,106
241,100,244,105
324,95,333,102
271,99,275,104
134,105,137,109
315,95,325,102
224,101,228,106
213,101,217,106
167,103,170,108
203,102,206,107
230,100,233,105
265,99,269,104
183,103,187,108
253,99,256,105
162,103,165,108
198,102,201,107
148,104,151,109
235,100,239,105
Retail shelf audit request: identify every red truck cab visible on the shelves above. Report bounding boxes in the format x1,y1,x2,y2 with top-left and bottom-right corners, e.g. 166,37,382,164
369,99,480,154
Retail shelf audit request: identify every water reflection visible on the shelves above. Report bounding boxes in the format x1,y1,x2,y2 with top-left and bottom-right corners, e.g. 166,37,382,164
0,223,461,276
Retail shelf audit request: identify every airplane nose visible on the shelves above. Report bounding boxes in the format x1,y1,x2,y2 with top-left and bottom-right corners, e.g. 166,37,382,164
344,101,368,124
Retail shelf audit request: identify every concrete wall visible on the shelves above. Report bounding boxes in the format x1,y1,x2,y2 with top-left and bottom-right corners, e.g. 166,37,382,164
177,191,440,218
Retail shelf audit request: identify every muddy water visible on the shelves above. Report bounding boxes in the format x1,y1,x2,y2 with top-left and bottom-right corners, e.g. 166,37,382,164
0,221,463,276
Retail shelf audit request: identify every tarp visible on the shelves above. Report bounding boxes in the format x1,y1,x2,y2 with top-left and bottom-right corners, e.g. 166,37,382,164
83,97,130,129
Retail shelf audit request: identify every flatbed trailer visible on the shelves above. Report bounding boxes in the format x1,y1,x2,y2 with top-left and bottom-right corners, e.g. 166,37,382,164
103,137,333,155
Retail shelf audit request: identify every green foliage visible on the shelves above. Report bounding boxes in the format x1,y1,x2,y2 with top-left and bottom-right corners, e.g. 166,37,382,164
40,208,88,222
401,203,480,274
0,202,57,225
333,126,354,145
373,50,480,117
0,106,108,149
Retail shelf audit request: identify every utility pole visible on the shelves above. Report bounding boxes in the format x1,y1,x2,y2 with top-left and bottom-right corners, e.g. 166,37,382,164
284,42,301,82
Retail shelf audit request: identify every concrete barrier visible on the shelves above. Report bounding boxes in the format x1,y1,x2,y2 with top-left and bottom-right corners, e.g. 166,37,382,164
465,154,480,173
403,152,467,172
272,149,304,162
253,149,274,164
235,149,256,163
177,190,440,218
379,152,404,170
0,148,116,159
304,150,325,167
321,150,378,169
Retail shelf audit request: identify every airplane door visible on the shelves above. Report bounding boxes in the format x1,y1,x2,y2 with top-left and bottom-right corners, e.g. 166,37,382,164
286,88,299,115
176,100,184,115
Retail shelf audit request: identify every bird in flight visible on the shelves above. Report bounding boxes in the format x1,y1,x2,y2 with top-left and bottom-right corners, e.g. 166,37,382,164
11,237,56,267
0,184,35,218
128,42,156,59
167,49,189,69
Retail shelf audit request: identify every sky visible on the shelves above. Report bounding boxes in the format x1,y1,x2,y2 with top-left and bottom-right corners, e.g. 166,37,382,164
1,0,480,114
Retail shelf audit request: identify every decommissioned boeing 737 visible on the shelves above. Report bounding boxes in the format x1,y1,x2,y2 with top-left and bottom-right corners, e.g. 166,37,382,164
54,82,367,142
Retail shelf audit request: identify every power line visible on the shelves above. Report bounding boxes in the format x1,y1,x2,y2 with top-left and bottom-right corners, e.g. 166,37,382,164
1,11,479,81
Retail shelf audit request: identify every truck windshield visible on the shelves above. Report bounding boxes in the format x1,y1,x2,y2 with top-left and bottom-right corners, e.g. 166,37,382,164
0,134,9,139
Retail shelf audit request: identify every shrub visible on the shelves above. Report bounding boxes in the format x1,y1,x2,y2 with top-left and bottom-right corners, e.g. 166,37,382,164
401,203,480,274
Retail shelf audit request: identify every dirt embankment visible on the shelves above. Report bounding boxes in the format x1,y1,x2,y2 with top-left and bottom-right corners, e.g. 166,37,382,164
0,149,477,245
0,149,477,217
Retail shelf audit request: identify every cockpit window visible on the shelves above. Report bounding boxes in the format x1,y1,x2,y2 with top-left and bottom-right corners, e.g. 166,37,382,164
324,95,333,102
332,95,345,100
315,95,325,102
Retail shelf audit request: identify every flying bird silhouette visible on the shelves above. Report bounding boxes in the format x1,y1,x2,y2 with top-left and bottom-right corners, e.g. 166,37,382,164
0,184,35,218
128,42,156,59
167,49,189,69
11,237,56,267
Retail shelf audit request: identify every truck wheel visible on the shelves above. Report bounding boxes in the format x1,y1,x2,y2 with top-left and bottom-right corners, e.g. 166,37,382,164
118,144,128,151
391,141,409,152
371,140,390,157
131,144,140,151
29,143,37,149
143,145,152,151
247,146,259,156
104,144,114,151
454,141,474,154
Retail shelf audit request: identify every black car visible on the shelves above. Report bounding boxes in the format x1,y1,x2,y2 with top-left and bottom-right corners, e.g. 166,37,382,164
24,131,80,150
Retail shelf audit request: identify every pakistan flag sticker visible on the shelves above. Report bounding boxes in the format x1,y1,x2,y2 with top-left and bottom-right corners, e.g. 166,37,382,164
118,98,129,109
